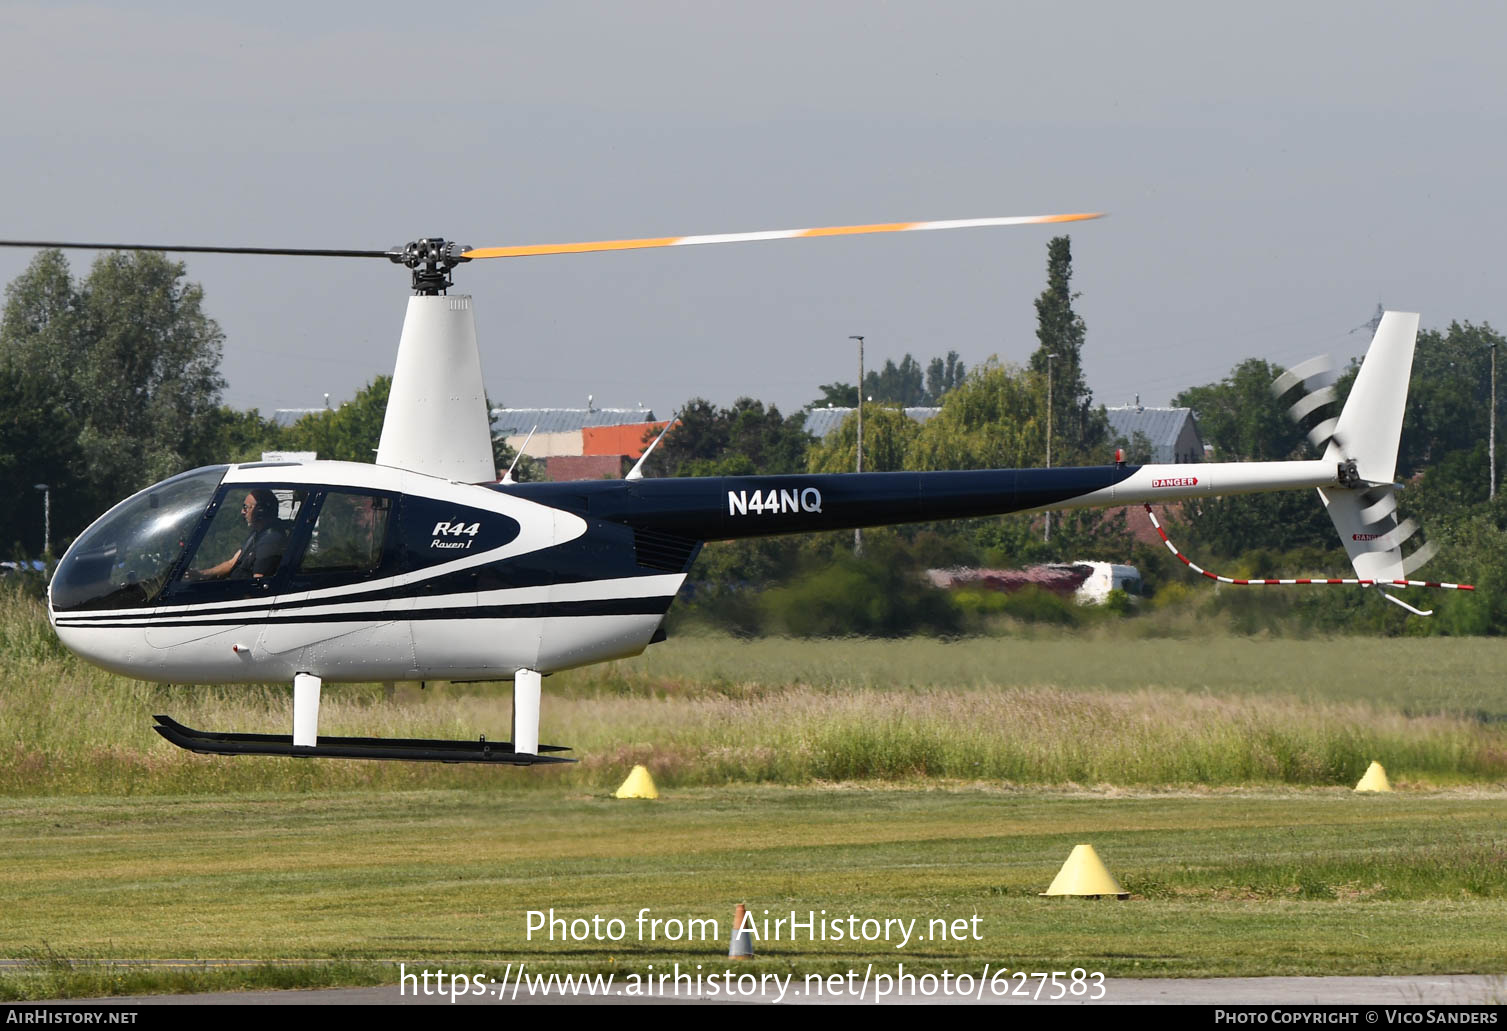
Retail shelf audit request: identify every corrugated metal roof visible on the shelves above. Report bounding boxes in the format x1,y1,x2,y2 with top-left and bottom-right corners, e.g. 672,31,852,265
490,408,658,435
803,406,942,440
1104,406,1201,462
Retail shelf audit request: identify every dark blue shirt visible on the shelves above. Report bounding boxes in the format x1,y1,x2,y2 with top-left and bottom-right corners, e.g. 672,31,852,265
230,524,288,579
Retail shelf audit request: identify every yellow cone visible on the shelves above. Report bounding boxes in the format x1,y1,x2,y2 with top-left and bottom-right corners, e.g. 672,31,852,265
1040,844,1128,898
1354,761,1392,793
614,764,659,799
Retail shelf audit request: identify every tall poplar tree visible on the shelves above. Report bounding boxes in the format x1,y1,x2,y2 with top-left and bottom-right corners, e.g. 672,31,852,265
1026,236,1106,463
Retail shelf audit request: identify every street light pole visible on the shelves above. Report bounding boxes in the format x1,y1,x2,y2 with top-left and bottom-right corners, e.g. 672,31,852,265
1044,353,1058,542
849,335,865,556
33,483,50,558
1491,341,1497,500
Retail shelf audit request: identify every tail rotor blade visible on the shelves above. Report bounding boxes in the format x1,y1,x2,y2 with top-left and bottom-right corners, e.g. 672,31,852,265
1401,539,1440,577
1305,417,1340,452
1287,385,1336,423
1380,516,1422,552
1270,353,1339,398
1272,354,1343,453
1358,489,1398,525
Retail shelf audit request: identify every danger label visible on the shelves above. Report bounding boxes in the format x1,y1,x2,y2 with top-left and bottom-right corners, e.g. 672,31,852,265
1152,477,1199,488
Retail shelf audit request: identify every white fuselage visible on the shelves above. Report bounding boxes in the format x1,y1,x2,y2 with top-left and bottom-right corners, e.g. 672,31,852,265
47,458,1341,688
49,462,684,684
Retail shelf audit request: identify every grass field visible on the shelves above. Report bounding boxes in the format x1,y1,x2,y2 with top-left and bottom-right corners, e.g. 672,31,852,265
2,788,1506,1000
3,591,1506,999
4,589,1507,795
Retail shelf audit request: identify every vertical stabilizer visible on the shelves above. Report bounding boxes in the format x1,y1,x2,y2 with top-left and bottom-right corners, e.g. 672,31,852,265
376,295,496,482
1319,311,1420,582
1323,311,1418,484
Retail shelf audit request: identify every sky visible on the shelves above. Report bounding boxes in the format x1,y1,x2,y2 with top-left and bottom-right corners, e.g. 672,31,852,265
2,1,1505,423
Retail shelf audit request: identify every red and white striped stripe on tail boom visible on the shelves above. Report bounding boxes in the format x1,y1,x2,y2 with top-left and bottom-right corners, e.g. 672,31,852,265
1143,504,1473,592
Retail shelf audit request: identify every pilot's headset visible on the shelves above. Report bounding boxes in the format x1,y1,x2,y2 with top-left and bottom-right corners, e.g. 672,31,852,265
247,488,281,527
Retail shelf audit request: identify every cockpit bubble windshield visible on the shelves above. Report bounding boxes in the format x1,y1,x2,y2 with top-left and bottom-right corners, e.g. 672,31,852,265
50,466,228,612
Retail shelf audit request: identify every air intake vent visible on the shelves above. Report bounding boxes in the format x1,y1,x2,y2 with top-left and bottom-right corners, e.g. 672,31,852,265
634,528,700,573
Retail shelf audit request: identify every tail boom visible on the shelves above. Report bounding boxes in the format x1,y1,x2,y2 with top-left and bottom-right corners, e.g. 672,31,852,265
1060,460,1337,510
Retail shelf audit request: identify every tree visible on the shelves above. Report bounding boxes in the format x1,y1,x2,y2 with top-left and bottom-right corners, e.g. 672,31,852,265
0,368,83,555
194,406,288,466
74,252,226,486
809,351,967,409
806,404,922,473
643,398,812,478
866,355,927,406
810,381,859,408
904,359,1042,471
1175,358,1310,461
1027,236,1107,461
1398,321,1505,481
0,249,226,547
925,351,966,403
283,376,391,463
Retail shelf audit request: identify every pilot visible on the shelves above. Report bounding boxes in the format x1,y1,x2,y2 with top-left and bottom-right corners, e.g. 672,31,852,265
186,488,288,581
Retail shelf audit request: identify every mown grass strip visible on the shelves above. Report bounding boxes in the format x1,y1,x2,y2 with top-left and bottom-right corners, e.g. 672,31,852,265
2,788,1505,999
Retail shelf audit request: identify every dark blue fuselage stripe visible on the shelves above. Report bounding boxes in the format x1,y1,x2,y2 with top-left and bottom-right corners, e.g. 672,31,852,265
54,575,675,623
55,596,675,630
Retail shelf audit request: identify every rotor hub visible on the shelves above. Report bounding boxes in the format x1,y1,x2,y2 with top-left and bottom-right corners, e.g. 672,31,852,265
386,238,472,295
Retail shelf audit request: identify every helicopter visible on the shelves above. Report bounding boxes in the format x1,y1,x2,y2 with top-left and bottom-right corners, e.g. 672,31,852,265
0,215,1451,766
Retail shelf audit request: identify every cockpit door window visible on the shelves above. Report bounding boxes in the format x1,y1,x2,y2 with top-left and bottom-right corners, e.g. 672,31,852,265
287,491,397,588
162,486,308,603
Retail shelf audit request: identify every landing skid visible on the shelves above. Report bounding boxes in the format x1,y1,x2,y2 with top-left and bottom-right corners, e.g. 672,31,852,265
152,715,575,765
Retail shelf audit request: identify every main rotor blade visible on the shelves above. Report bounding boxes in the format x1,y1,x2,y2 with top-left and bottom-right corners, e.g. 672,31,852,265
461,212,1104,260
0,240,389,258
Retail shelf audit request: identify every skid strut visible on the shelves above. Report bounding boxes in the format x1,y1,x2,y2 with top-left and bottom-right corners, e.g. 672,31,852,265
513,668,542,756
294,672,321,747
